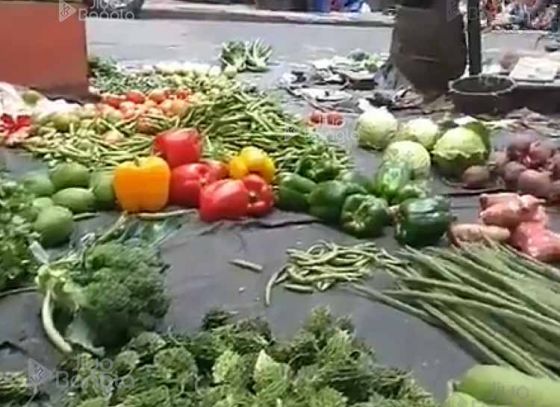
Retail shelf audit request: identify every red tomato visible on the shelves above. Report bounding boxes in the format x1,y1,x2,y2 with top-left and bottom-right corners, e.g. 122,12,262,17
200,159,229,180
119,101,136,113
326,111,344,127
309,111,324,125
143,100,158,108
102,94,125,109
125,90,146,104
146,107,163,116
148,89,167,104
175,89,191,100
121,108,138,120
159,100,175,117
169,99,189,118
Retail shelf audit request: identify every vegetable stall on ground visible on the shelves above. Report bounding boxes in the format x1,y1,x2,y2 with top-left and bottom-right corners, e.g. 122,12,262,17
2,48,560,407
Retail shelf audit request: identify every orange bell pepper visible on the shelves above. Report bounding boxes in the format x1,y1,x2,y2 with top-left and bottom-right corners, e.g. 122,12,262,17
114,156,171,213
229,146,276,183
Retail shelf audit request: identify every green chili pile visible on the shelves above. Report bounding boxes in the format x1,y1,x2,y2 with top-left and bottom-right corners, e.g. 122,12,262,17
266,241,390,305
353,242,560,379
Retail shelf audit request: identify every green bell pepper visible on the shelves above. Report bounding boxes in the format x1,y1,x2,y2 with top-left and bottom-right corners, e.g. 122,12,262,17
337,171,376,194
395,196,452,247
276,173,317,212
308,180,367,223
295,155,343,183
394,180,431,205
373,161,412,204
340,194,389,238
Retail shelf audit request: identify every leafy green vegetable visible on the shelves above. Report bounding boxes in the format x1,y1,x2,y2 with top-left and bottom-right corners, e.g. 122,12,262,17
0,175,38,293
54,308,436,407
432,123,489,178
397,118,440,151
220,40,272,73
36,218,177,355
356,108,399,150
382,141,432,179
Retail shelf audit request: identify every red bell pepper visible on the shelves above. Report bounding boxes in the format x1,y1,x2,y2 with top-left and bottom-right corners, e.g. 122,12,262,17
199,179,249,222
242,174,274,217
153,128,202,168
170,163,221,208
200,159,229,180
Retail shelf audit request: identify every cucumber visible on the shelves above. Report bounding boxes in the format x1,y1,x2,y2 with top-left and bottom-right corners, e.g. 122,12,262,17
443,392,491,407
49,162,90,190
456,365,560,407
21,173,55,197
52,188,95,214
33,206,74,248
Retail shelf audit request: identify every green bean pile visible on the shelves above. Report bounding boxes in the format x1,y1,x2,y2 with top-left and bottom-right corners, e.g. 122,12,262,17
181,86,349,172
23,115,173,170
265,241,390,306
90,61,350,173
353,242,560,379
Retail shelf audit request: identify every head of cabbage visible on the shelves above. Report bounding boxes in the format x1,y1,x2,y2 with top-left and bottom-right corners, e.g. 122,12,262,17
356,108,398,150
397,118,439,151
432,126,489,177
383,140,431,178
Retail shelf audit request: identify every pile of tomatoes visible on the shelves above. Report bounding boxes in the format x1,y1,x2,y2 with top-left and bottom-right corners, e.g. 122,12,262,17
85,89,193,124
308,110,344,128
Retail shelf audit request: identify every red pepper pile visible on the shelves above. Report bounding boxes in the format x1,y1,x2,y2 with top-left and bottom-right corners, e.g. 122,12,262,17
154,128,275,222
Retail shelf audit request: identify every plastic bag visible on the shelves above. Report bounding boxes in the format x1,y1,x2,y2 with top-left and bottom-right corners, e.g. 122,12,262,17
510,222,560,263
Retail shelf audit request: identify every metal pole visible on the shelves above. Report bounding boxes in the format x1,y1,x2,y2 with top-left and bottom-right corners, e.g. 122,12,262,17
467,0,482,75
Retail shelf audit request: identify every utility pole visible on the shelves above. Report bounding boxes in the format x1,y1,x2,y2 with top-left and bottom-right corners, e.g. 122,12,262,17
467,0,482,75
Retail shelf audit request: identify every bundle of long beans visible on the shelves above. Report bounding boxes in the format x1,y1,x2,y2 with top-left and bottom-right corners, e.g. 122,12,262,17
352,242,560,379
265,241,391,306
23,116,168,170
181,85,349,172
90,60,349,173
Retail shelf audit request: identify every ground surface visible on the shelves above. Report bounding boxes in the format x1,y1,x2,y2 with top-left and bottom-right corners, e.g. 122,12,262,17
87,18,544,63
0,19,551,404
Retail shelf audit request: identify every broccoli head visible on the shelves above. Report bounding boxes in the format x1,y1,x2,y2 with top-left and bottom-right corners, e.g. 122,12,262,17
120,385,172,407
81,263,169,349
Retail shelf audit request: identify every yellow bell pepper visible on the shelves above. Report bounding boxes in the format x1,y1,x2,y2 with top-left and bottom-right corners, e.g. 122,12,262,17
114,156,171,213
229,146,276,183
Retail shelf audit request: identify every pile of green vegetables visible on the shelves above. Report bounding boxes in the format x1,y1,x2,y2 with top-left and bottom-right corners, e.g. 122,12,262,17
355,109,491,179
220,39,273,73
0,174,38,294
352,242,560,379
25,114,160,170
1,308,437,406
88,59,348,174
35,216,179,356
277,160,452,246
265,241,389,304
180,85,349,173
22,162,116,248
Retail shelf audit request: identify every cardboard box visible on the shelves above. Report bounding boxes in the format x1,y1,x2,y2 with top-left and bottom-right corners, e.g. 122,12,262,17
0,1,89,99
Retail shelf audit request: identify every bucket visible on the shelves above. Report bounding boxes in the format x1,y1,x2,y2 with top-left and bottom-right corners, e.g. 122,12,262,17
449,75,516,115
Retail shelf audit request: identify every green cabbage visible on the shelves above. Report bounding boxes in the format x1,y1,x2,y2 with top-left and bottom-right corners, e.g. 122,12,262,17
398,118,439,150
356,108,398,150
432,126,488,177
383,140,431,178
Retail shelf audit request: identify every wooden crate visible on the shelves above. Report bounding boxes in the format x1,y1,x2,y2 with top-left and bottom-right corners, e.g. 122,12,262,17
0,1,89,99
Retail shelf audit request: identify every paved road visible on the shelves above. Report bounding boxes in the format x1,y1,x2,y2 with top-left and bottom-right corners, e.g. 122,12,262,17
87,18,544,63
